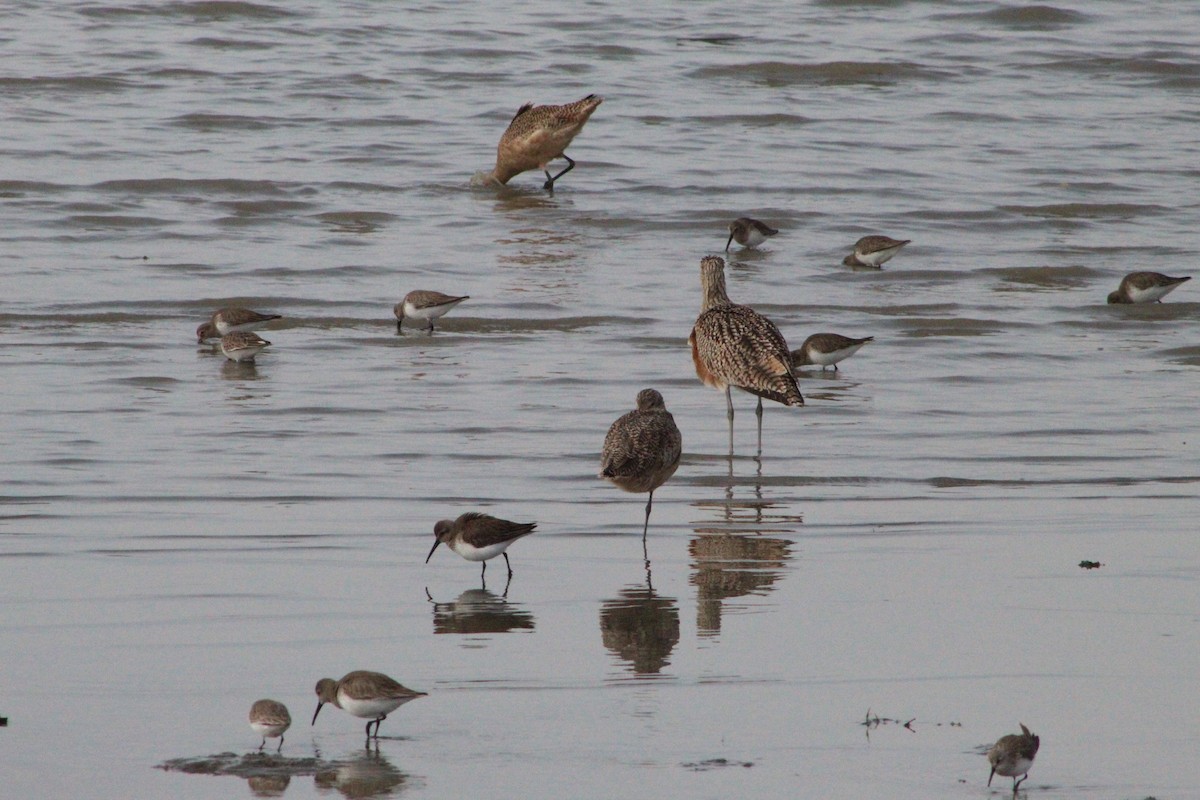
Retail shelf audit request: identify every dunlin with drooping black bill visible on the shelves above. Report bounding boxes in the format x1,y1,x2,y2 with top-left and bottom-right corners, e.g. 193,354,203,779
312,671,426,742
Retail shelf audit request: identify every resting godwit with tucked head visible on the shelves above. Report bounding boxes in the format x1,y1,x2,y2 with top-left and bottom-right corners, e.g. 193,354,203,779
791,333,874,371
248,699,291,752
987,723,1040,792
312,670,426,742
725,217,778,251
689,256,803,453
1107,271,1191,304
394,291,469,332
842,235,910,268
600,389,683,540
425,512,536,580
196,307,281,343
488,94,603,191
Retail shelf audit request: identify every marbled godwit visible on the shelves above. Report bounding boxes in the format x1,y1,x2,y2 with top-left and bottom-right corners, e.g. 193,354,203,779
425,512,536,580
219,331,271,362
689,256,803,452
842,235,910,268
987,723,1040,791
1106,271,1191,303
791,333,874,371
488,94,603,191
725,217,778,251
248,699,291,752
312,671,426,741
394,290,469,332
197,307,281,343
600,389,682,540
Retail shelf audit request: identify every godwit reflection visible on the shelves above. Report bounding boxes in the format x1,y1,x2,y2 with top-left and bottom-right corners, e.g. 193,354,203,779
599,581,680,676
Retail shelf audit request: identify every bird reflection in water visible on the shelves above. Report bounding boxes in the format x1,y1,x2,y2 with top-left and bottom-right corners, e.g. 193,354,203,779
426,587,535,636
246,774,290,798
314,748,407,798
599,575,681,676
689,534,791,637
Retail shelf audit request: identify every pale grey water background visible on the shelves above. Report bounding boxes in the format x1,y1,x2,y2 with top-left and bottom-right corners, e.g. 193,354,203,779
2,1,1199,797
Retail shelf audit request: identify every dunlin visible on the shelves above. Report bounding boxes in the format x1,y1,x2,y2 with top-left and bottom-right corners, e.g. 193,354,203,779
689,256,803,452
394,291,469,332
791,333,874,371
842,235,910,268
600,389,683,540
425,512,537,579
312,671,426,741
725,217,778,251
197,307,281,343
248,698,291,752
488,94,603,191
1106,271,1191,304
987,723,1039,791
219,331,271,363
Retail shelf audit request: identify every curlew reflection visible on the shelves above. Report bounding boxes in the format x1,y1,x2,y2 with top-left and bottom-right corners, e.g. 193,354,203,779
314,748,407,798
599,581,680,676
689,534,792,637
426,587,535,636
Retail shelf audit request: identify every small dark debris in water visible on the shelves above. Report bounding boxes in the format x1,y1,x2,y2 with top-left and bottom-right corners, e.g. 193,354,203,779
681,758,754,771
862,709,917,732
1079,560,1104,569
0,716,7,726
676,35,744,46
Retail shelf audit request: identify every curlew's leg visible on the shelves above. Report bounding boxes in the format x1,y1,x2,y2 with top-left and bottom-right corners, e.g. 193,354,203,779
725,386,735,454
543,154,576,190
755,397,764,455
503,551,513,577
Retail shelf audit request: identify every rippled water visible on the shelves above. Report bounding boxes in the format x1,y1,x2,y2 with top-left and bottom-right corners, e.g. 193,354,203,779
3,1,1198,798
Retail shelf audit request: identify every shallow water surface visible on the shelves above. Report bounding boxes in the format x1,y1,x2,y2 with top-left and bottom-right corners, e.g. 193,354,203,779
2,1,1198,798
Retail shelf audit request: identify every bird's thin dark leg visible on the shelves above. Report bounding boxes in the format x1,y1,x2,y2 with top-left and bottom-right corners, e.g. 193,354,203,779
427,319,435,333
503,552,513,577
1013,773,1027,791
725,386,734,455
833,363,839,371
276,735,284,753
543,154,576,190
396,319,403,333
755,397,764,456
258,738,266,751
642,490,654,541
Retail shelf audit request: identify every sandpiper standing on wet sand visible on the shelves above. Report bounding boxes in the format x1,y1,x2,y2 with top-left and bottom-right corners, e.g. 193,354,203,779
425,512,537,580
842,235,910,268
394,291,469,332
600,389,683,540
1106,271,1191,304
487,95,603,191
196,307,282,343
689,256,803,454
312,671,426,743
248,699,291,752
791,333,874,371
987,723,1040,792
219,331,271,363
725,217,779,251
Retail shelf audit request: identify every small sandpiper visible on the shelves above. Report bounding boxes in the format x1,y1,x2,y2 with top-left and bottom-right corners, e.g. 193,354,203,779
312,671,426,742
248,699,291,752
791,333,874,371
987,723,1040,792
1106,271,1191,304
600,389,683,540
424,512,537,579
394,291,469,332
197,307,281,343
219,331,271,363
842,235,910,268
725,217,779,251
488,94,603,191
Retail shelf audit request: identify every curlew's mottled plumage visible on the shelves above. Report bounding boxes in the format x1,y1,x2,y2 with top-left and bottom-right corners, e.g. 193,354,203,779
425,512,536,580
312,670,426,742
1106,271,1191,304
488,95,603,190
725,217,778,251
248,699,291,752
842,235,910,268
600,389,683,540
791,333,874,371
689,256,803,452
987,723,1040,791
219,331,271,363
394,290,469,332
197,307,281,343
